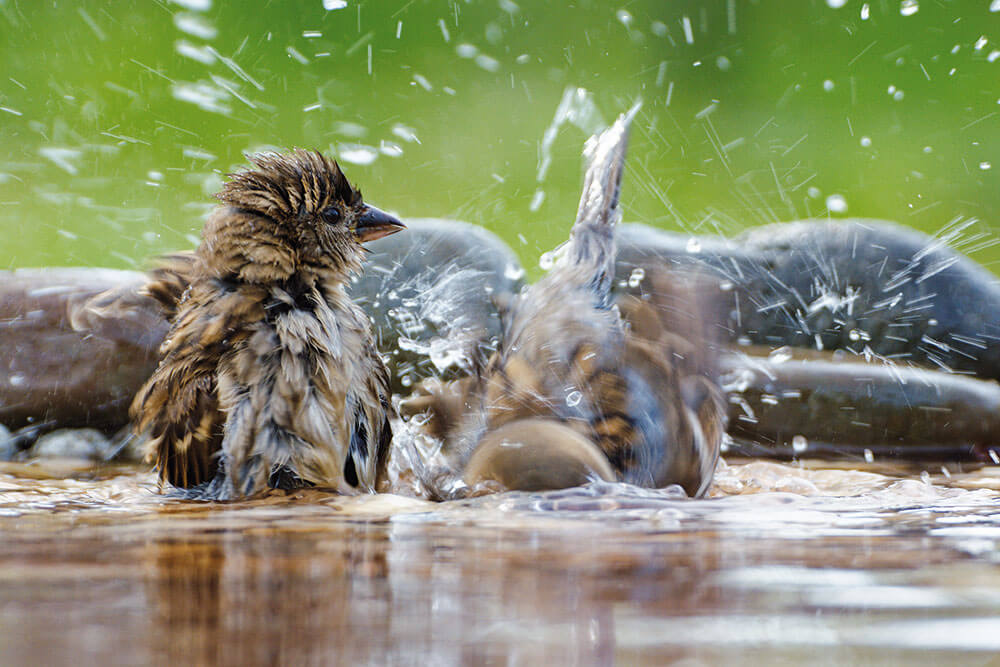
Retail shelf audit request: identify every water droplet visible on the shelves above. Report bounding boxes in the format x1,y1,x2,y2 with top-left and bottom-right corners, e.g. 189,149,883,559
485,22,503,44
172,0,212,10
392,124,419,143
411,74,432,91
566,390,583,407
974,36,988,51
823,79,835,92
616,9,633,28
826,0,847,7
174,13,218,39
628,267,646,288
920,470,931,484
337,143,379,165
769,346,793,363
504,263,525,281
900,0,919,16
455,43,478,58
860,3,870,19
322,0,347,9
825,193,848,214
980,161,992,170
685,237,702,253
860,136,872,147
893,90,905,101
992,0,1000,12
792,435,808,454
539,250,556,270
681,15,694,44
529,189,546,212
807,186,821,198
474,54,500,72
379,141,403,157
864,448,875,463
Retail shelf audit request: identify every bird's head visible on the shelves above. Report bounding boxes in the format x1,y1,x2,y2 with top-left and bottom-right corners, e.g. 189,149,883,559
206,149,404,283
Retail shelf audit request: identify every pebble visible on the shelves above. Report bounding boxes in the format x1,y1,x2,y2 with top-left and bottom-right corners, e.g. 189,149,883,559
30,428,114,461
0,424,14,461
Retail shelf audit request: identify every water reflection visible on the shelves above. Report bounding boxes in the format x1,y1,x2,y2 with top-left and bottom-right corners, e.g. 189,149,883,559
1,461,999,663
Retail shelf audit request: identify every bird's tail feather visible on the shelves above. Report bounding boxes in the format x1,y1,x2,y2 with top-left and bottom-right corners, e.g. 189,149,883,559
565,102,641,304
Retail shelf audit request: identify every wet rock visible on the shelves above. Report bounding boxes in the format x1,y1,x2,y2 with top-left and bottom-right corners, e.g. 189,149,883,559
353,218,523,392
720,351,1000,462
30,428,113,461
0,424,14,461
617,219,1000,381
0,268,165,432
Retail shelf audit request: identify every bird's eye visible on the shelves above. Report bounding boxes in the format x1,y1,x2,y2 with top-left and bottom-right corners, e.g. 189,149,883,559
321,206,342,225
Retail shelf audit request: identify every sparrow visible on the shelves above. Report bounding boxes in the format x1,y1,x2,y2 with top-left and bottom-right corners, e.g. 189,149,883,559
408,107,726,497
131,149,404,499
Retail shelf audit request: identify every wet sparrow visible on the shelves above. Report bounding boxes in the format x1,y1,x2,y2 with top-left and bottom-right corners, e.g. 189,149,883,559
132,149,404,499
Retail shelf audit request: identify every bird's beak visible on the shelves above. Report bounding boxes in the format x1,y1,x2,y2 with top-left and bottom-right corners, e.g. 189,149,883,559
354,205,405,243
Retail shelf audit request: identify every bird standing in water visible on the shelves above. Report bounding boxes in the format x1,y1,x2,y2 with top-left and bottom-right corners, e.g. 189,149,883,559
132,149,404,499
408,107,726,497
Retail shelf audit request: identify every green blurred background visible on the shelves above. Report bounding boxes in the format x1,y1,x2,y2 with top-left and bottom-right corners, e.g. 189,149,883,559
1,0,997,274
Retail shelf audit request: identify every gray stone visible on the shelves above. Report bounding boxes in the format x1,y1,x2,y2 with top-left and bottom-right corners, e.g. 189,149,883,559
0,423,14,461
30,428,113,461
616,219,1000,381
352,218,523,392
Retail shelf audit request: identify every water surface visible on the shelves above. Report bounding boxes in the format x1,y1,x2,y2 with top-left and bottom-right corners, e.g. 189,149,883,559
3,458,999,664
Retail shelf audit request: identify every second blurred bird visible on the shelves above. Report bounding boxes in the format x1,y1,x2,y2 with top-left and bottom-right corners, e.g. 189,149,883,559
403,107,727,498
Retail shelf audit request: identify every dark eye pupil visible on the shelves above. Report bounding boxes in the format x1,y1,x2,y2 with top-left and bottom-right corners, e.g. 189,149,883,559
322,207,341,224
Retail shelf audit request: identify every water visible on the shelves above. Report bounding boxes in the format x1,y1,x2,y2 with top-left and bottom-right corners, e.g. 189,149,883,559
1,459,999,663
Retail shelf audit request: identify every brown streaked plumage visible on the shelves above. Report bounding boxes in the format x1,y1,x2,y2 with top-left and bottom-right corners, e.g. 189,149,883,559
132,149,404,499
403,107,726,497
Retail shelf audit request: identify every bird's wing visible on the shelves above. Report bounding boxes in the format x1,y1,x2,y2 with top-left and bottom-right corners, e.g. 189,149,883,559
614,268,728,494
348,343,394,490
132,282,261,488
132,359,221,489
